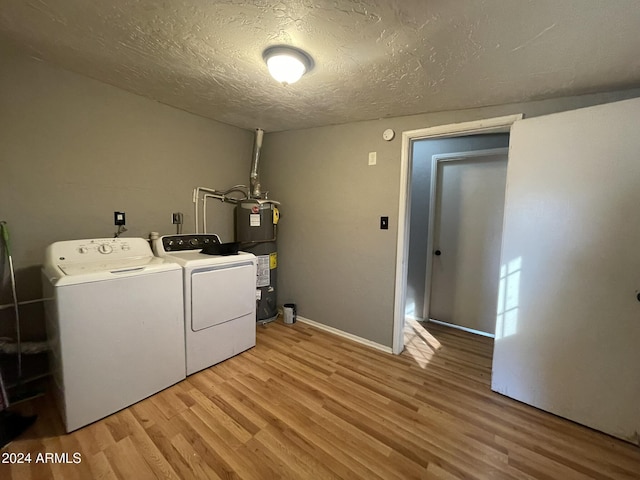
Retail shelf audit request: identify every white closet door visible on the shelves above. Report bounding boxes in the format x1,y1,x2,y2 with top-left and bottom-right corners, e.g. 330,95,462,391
429,150,508,334
492,97,640,444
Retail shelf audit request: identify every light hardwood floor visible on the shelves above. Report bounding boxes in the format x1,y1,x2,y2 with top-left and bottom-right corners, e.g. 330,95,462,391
2,318,639,479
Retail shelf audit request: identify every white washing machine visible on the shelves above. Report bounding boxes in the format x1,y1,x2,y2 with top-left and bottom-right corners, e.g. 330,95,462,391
153,234,257,376
42,238,185,432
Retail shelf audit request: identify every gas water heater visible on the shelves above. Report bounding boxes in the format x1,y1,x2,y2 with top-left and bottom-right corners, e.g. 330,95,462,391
234,128,281,323
193,129,280,323
235,200,279,323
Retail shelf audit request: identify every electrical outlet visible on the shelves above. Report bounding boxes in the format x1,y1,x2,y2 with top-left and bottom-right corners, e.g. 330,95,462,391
114,212,126,226
368,151,377,166
172,212,183,224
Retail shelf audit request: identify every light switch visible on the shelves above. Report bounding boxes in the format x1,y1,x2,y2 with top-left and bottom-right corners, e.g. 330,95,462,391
368,151,377,165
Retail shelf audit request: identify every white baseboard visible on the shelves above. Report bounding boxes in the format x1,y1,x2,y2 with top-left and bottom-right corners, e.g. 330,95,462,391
427,318,495,338
405,314,425,322
296,316,393,354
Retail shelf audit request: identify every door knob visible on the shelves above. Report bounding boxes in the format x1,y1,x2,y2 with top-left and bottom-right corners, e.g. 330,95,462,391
434,250,442,256
637,292,640,302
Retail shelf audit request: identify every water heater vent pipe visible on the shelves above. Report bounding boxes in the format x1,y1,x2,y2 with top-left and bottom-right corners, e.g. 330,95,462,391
249,128,264,199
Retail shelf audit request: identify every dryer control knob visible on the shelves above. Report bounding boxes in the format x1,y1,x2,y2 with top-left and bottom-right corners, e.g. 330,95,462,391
98,243,113,254
189,238,199,246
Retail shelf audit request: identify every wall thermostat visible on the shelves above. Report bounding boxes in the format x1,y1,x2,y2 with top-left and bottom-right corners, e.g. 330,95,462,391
383,128,395,141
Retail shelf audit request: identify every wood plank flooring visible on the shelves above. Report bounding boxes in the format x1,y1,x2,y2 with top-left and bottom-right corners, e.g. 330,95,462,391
2,318,639,479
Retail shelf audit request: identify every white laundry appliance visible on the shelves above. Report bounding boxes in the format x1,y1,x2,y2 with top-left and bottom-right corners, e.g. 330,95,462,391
42,238,185,432
152,234,257,376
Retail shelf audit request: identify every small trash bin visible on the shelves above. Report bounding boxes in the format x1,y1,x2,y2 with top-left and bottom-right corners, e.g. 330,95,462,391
283,303,297,324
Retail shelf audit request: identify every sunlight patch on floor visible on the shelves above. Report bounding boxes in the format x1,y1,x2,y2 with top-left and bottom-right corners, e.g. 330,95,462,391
404,318,442,368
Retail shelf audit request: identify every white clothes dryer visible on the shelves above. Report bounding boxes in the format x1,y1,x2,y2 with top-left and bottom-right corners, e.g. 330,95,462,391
42,238,185,432
153,234,257,376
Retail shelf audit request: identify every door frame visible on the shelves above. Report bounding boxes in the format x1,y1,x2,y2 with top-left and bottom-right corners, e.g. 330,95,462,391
424,147,509,333
392,114,523,354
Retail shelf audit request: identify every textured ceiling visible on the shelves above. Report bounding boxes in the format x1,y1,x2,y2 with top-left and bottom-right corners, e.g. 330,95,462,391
2,1,640,132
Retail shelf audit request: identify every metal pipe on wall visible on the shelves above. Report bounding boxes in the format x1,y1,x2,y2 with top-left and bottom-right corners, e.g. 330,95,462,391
249,128,264,199
193,186,249,233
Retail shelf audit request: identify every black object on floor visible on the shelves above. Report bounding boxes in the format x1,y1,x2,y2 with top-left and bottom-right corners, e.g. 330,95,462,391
0,411,37,449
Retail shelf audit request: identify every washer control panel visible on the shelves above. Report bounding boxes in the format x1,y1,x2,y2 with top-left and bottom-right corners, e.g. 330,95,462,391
48,238,150,262
161,234,222,252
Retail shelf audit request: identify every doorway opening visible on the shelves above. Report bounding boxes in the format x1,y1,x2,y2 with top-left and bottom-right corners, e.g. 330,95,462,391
392,114,523,354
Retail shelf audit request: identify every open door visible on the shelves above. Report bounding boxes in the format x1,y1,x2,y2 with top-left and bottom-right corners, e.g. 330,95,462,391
492,97,640,444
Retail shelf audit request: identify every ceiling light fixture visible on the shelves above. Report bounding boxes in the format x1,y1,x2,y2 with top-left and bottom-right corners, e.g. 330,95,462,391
263,45,314,85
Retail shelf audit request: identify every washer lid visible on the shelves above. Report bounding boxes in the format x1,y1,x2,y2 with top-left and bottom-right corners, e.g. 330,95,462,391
159,250,255,267
58,256,170,276
51,256,180,286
